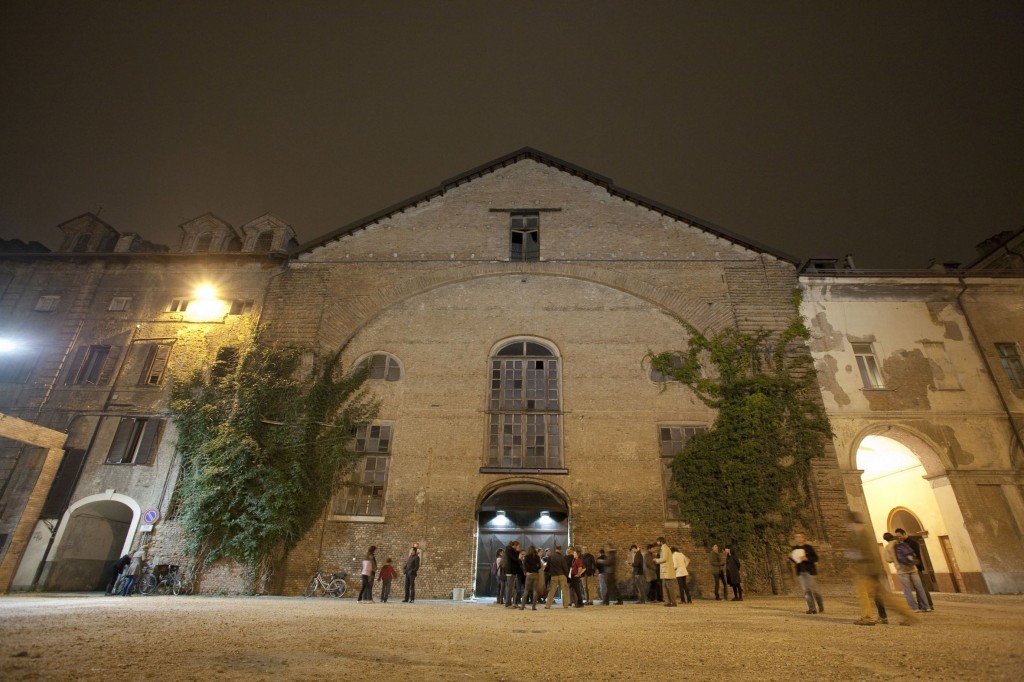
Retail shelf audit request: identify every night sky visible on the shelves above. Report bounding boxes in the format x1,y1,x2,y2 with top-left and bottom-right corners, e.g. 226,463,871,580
2,1,1022,268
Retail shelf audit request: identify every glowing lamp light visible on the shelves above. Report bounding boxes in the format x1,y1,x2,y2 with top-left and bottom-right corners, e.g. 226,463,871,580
489,510,511,527
185,283,228,322
538,510,553,525
0,338,18,353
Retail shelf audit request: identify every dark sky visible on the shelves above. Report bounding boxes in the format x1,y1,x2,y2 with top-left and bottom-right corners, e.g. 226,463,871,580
2,1,1022,268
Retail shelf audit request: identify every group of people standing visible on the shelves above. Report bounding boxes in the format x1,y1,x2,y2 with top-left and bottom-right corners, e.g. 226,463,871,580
629,539,695,606
357,543,421,603
494,542,622,609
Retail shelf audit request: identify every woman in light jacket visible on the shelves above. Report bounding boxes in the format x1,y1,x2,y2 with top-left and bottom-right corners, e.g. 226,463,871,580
358,545,377,602
671,546,693,604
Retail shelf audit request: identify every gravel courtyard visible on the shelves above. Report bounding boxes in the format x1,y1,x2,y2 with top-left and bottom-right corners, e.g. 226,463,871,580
1,592,1022,681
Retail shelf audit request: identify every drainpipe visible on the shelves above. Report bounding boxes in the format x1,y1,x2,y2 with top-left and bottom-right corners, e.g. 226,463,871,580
956,276,1024,468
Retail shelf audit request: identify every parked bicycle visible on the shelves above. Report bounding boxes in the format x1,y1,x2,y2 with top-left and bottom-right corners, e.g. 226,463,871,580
304,571,349,597
139,564,184,596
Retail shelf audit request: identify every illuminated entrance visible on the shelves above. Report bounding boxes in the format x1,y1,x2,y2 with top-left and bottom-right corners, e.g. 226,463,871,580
475,483,568,597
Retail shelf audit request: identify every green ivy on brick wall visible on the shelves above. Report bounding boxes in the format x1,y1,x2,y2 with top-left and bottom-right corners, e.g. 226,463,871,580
170,324,378,593
650,291,833,592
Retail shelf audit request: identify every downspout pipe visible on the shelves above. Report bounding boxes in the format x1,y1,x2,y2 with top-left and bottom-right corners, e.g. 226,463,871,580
957,275,1024,469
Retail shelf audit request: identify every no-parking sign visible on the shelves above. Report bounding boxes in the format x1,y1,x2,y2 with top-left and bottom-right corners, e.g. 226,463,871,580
143,508,160,524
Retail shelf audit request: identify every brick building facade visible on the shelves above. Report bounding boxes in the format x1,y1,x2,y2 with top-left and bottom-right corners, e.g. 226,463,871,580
1,149,1018,596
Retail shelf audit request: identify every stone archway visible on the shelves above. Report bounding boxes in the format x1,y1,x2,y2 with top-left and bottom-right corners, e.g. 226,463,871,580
474,482,569,598
44,493,139,591
854,429,977,593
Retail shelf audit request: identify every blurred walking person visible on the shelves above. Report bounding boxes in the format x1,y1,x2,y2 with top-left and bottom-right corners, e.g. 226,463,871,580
847,512,916,626
789,533,824,614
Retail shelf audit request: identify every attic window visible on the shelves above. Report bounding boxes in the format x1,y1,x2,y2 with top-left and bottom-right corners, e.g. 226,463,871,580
510,212,540,261
194,232,213,252
253,231,273,252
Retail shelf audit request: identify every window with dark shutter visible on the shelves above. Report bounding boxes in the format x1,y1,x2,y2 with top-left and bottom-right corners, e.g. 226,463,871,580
105,417,163,465
66,345,119,386
141,343,173,385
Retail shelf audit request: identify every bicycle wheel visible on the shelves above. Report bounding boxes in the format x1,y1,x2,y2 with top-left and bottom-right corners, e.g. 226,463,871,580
170,575,183,596
304,577,324,597
139,573,158,595
327,579,347,597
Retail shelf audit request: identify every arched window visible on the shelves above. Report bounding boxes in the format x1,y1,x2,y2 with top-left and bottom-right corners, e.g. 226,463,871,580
362,353,402,381
486,339,561,469
253,231,274,252
194,232,213,252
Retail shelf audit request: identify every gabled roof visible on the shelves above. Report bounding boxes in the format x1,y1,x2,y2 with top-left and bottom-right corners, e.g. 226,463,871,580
294,147,799,263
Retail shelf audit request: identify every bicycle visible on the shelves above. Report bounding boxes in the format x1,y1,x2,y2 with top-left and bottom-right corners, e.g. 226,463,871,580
304,571,349,597
139,564,184,596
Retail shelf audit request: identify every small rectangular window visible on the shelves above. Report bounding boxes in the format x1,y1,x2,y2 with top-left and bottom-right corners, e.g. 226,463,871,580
229,299,254,315
168,298,190,313
996,343,1024,389
34,295,60,312
105,417,163,465
108,297,131,312
510,212,540,261
852,342,885,389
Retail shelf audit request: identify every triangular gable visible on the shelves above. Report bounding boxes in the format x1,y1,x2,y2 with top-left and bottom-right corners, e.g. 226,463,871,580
294,147,799,264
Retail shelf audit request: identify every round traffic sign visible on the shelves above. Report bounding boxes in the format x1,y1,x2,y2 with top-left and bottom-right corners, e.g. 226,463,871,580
143,508,160,524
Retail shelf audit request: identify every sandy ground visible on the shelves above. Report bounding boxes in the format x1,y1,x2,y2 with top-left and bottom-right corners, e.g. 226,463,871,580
1,591,1022,681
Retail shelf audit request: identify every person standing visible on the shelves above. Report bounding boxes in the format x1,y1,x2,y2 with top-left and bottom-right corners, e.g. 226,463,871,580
598,544,623,605
789,533,824,614
544,545,570,609
581,546,598,605
358,545,377,603
378,558,397,602
671,546,692,604
120,548,145,596
895,529,934,611
569,547,587,608
709,543,727,600
402,545,420,603
725,546,743,601
644,544,661,602
630,544,647,603
493,549,505,604
654,537,679,607
890,531,930,612
522,545,542,610
503,541,523,608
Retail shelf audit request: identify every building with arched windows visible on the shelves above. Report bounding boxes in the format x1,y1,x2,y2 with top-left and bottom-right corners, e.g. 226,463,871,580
1,149,1021,596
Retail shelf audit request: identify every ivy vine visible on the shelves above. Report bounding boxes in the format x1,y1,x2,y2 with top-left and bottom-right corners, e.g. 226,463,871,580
170,324,378,592
650,290,833,591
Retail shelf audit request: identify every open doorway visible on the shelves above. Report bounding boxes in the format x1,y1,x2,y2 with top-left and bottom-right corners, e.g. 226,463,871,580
45,499,133,590
856,431,972,593
475,483,568,598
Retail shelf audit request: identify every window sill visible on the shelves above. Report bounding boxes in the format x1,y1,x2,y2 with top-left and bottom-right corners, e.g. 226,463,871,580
860,387,892,392
330,515,386,523
479,467,569,475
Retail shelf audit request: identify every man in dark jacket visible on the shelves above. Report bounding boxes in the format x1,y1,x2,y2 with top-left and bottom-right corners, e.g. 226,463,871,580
402,545,420,603
544,545,570,608
894,529,934,610
580,546,597,605
789,533,824,614
105,554,131,595
503,541,523,608
630,544,647,603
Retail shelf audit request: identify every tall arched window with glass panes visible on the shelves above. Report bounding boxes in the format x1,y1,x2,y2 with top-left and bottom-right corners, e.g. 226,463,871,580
486,339,561,470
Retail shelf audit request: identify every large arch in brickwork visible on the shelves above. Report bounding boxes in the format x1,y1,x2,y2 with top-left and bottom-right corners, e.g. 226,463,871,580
0,413,67,593
287,260,743,349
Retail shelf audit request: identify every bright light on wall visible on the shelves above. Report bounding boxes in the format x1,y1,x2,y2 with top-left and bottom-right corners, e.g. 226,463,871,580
0,338,19,353
195,284,218,301
185,283,228,322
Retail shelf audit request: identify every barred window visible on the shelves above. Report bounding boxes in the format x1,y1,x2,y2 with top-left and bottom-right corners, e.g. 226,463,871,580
659,425,707,521
334,424,392,517
486,340,561,469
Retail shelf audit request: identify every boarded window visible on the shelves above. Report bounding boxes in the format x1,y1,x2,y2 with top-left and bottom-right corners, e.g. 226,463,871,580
211,346,239,381
922,341,962,390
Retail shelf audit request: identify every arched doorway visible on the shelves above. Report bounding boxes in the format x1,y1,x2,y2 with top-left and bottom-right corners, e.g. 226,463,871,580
45,499,135,590
856,432,972,594
475,483,569,597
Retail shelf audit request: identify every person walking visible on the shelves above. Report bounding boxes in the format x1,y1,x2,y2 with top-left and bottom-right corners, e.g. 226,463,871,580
789,533,824,614
725,546,743,601
671,546,692,604
598,544,623,605
847,512,916,626
358,545,377,603
402,545,420,603
378,558,397,602
630,544,647,603
544,545,570,609
709,543,727,600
